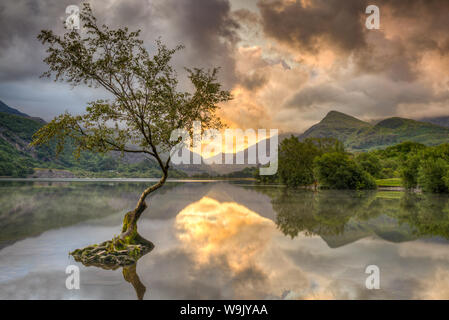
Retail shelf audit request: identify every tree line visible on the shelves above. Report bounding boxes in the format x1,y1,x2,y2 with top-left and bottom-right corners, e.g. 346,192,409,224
257,137,449,193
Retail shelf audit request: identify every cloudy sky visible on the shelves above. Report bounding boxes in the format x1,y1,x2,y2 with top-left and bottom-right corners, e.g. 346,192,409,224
1,0,449,133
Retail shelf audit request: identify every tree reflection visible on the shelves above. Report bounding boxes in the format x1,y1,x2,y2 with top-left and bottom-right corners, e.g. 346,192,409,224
264,188,449,244
396,193,449,239
122,263,147,300
272,189,377,238
73,243,153,300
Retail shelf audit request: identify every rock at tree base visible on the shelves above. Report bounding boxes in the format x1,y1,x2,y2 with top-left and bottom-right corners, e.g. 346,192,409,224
70,238,154,268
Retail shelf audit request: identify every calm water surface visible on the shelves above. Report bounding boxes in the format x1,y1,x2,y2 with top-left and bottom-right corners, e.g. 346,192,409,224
0,180,449,299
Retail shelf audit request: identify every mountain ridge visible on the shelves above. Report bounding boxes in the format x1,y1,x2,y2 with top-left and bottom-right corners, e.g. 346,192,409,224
0,100,29,117
297,110,449,151
1,99,449,176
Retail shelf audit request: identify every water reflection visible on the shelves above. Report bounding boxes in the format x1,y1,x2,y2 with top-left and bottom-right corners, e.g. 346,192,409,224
74,250,152,300
175,196,274,273
1,181,449,299
0,181,188,249
261,189,449,245
122,263,147,300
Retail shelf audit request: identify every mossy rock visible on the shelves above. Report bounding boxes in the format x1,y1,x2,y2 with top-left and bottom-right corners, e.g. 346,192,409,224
70,237,154,268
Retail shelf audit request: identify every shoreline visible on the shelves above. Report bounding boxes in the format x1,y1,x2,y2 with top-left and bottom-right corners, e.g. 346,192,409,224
0,177,257,183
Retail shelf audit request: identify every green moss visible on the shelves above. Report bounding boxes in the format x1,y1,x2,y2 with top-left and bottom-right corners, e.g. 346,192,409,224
70,236,152,268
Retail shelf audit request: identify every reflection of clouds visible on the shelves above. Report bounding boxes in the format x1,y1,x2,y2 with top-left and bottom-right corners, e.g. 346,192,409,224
417,268,449,300
2,182,449,299
398,241,449,261
175,197,273,271
173,196,342,299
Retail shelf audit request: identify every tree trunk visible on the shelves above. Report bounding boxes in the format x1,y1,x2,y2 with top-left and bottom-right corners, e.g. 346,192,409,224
120,172,167,244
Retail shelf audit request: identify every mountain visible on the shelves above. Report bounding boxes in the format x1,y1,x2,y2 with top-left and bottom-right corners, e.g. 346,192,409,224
300,111,372,143
419,115,449,128
0,102,188,177
2,97,449,177
0,100,29,117
198,132,292,175
299,110,449,151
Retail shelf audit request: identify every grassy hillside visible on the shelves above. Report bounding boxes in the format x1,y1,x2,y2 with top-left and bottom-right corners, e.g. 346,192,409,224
300,111,449,151
0,111,187,178
301,111,372,143
0,100,29,117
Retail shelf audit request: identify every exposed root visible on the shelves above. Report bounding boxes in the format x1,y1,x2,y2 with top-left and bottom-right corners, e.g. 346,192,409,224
70,236,154,268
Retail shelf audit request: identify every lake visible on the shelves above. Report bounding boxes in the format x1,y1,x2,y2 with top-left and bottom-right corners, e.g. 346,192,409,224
0,180,448,299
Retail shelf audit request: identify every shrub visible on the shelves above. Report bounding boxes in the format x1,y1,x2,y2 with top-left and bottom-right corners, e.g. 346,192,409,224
355,152,382,178
314,152,376,190
418,158,449,193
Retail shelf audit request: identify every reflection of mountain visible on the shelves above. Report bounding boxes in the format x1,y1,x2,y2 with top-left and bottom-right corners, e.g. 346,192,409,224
3,180,449,252
150,183,449,248
0,181,209,249
0,182,130,248
320,215,415,248
0,181,275,250
257,188,449,248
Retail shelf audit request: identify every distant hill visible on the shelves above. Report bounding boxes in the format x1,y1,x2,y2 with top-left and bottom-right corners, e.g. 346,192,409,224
185,110,449,174
419,115,449,128
0,100,29,117
1,96,449,176
300,111,372,143
0,107,187,177
298,110,449,151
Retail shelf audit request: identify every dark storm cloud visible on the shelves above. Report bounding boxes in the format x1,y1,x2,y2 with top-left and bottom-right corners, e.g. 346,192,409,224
0,0,240,83
257,0,449,80
232,8,260,26
257,0,449,120
258,0,368,53
0,0,77,81
158,0,241,89
0,0,240,118
239,72,268,91
284,76,449,119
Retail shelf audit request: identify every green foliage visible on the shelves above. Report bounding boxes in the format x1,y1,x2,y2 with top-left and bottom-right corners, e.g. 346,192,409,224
274,136,344,188
256,169,279,184
0,112,42,140
379,141,427,158
314,152,377,190
0,108,191,178
418,158,449,193
301,110,449,151
398,143,449,192
33,3,231,185
278,136,320,187
266,187,449,243
400,154,421,189
303,137,345,154
0,136,36,177
373,141,427,179
355,152,382,178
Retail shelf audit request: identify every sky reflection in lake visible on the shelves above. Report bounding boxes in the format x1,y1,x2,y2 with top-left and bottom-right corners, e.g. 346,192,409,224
0,180,448,299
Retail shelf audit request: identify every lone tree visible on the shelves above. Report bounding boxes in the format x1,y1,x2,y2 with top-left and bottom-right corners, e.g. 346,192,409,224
32,4,231,265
